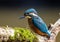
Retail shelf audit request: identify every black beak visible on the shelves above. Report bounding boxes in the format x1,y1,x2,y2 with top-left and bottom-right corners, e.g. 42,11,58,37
19,16,25,19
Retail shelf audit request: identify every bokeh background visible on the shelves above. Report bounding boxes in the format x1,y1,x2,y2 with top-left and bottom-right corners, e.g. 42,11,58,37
0,0,60,42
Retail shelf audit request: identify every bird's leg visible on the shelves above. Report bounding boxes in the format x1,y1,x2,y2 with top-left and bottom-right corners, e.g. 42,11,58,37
48,23,54,30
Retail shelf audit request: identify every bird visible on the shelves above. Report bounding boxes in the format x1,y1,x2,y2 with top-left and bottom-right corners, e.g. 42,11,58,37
19,8,51,38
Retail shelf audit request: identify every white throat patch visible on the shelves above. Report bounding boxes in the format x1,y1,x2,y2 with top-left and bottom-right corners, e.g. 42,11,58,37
29,13,37,16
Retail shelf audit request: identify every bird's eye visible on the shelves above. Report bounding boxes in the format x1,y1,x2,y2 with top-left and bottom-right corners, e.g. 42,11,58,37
26,13,29,14
24,13,29,16
26,13,29,15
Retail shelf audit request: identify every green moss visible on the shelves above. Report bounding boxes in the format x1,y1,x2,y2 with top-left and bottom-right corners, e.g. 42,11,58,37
9,27,37,42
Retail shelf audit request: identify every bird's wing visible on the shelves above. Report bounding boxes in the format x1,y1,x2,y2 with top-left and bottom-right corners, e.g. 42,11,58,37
32,17,48,33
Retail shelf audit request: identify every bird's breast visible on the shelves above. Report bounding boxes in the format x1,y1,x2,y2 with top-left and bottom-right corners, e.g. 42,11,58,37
28,18,48,36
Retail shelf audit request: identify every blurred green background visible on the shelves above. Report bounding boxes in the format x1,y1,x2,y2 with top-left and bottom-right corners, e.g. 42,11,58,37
0,0,60,42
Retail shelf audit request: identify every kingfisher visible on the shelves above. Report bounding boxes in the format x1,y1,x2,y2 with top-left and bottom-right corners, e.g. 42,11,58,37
19,8,51,38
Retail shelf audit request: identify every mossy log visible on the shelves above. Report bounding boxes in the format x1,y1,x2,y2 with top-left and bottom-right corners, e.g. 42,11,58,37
0,27,38,42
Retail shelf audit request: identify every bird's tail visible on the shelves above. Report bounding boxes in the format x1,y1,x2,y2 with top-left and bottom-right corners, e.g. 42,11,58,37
46,31,51,39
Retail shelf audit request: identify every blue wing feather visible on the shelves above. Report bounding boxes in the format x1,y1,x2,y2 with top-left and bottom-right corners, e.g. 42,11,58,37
32,16,51,36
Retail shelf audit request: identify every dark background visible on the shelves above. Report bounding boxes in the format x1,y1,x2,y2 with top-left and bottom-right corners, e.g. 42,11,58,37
0,0,60,42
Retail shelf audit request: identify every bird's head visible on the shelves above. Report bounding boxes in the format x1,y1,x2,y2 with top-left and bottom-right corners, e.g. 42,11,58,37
19,8,38,19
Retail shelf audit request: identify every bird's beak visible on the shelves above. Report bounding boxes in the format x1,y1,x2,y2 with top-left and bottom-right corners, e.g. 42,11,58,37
19,16,25,19
19,16,31,19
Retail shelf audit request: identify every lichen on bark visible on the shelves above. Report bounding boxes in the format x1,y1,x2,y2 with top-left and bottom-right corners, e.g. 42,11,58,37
0,27,38,42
